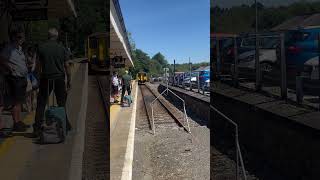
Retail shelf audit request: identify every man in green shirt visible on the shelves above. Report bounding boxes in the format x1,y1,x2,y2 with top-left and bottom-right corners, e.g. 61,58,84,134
120,70,132,105
33,28,72,136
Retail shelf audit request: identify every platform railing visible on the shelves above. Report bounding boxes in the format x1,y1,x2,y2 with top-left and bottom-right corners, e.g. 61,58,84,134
210,105,247,180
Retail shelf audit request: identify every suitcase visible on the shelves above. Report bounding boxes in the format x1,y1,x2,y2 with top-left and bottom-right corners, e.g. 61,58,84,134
39,80,67,144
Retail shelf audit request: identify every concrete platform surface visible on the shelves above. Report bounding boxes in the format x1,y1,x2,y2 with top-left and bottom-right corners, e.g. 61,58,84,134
0,63,87,180
110,81,138,180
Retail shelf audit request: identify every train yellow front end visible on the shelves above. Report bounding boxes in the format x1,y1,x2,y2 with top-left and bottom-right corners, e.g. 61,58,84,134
86,32,109,72
137,72,147,85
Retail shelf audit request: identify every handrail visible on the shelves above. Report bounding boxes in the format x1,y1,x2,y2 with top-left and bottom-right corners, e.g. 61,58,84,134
150,85,191,134
210,105,247,180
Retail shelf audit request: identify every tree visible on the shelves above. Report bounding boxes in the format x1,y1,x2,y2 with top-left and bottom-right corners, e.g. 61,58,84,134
132,49,151,75
151,52,168,66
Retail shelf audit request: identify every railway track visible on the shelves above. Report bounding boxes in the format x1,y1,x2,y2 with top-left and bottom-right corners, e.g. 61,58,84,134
138,84,192,133
82,75,109,180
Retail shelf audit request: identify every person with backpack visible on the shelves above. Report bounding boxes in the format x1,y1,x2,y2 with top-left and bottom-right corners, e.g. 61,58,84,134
33,28,72,138
120,70,132,106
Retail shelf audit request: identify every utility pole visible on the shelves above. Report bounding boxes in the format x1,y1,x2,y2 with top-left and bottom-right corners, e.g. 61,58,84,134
173,59,176,86
189,57,192,91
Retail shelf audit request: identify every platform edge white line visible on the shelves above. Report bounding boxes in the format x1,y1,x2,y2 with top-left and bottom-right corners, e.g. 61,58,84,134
121,82,138,180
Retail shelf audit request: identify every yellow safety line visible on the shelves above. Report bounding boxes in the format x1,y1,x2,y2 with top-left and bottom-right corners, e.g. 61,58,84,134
0,111,35,158
0,138,15,157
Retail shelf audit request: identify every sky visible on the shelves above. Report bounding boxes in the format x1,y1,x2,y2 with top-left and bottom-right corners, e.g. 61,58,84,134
119,0,210,64
214,0,319,8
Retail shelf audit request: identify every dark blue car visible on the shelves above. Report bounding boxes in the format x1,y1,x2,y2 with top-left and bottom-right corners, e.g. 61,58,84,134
199,70,210,87
285,28,320,73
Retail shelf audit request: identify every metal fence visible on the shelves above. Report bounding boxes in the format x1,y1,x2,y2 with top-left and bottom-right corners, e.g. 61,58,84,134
212,32,320,109
168,70,210,96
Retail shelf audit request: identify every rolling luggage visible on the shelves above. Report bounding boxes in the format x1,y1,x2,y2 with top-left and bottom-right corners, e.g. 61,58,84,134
39,80,67,144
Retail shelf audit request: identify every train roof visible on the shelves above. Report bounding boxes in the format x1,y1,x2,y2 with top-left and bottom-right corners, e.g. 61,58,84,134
88,32,108,38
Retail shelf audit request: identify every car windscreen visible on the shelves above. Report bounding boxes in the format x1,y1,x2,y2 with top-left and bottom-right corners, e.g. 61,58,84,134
261,38,278,49
286,31,310,43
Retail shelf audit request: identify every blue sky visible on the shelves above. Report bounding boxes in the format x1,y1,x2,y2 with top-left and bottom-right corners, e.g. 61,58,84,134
119,0,210,64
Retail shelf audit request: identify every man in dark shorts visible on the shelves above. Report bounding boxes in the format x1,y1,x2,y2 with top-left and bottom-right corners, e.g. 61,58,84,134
0,29,29,132
33,28,72,137
120,70,132,105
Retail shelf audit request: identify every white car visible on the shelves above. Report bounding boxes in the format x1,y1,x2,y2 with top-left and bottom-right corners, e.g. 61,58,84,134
238,49,277,72
303,57,319,80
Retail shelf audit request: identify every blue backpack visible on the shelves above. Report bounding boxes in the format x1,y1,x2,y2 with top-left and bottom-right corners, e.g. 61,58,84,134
39,80,67,144
123,95,132,106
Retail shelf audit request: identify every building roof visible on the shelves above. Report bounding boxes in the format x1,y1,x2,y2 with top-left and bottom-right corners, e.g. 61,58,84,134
271,13,320,31
210,33,238,38
195,66,210,71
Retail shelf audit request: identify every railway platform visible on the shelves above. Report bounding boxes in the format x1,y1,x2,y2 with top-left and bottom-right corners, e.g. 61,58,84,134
0,60,88,180
110,81,138,180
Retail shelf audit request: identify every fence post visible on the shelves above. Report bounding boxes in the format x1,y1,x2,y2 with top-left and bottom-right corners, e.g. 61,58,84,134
318,33,320,109
216,38,221,75
202,84,205,95
255,34,261,91
197,72,200,93
183,73,185,89
296,76,303,104
233,36,239,87
280,33,287,99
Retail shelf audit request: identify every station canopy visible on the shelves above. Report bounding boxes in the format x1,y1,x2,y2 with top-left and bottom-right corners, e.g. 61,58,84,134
110,0,133,68
10,0,77,20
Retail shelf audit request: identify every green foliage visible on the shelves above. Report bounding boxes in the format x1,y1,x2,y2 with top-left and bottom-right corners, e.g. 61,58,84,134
169,62,210,73
25,0,106,57
212,1,320,34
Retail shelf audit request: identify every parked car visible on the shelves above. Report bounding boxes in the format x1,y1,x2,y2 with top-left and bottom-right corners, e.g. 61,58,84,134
199,70,210,88
182,72,197,85
237,35,278,72
302,56,319,80
285,28,320,75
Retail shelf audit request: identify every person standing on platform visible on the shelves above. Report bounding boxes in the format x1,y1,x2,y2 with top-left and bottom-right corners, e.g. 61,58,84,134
0,29,29,132
111,71,119,103
120,70,132,105
33,28,72,137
